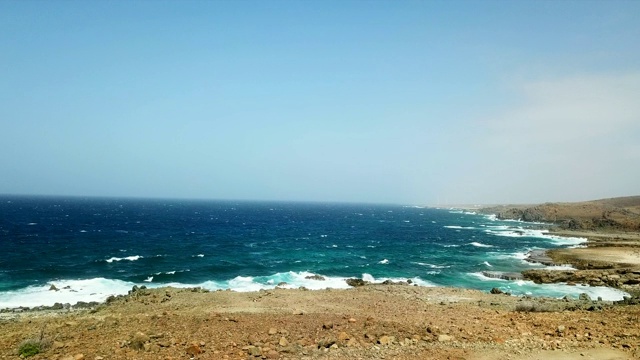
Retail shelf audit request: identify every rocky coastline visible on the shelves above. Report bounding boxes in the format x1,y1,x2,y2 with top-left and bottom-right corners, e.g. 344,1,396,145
2,282,640,360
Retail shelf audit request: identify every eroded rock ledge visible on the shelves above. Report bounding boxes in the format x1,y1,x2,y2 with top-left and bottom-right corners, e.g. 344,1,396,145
522,268,640,290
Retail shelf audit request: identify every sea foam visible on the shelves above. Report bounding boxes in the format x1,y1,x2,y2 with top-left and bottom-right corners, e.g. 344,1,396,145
467,272,628,301
0,278,134,309
105,255,143,263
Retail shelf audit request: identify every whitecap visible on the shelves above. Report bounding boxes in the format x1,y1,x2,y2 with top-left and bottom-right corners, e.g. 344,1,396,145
0,278,135,308
466,272,628,301
105,255,143,263
483,261,493,267
144,276,153,282
469,242,493,248
378,259,389,264
412,262,449,269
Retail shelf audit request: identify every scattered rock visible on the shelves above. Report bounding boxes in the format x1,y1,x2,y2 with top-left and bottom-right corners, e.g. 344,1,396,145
268,327,278,335
318,337,336,348
438,334,453,342
346,278,367,287
247,345,262,357
557,325,566,334
490,287,504,294
378,335,394,346
49,284,59,291
279,336,289,346
130,332,150,350
186,342,202,356
304,274,326,281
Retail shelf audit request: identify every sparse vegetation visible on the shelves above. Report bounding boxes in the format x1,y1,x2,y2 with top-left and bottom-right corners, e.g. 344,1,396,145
17,326,51,358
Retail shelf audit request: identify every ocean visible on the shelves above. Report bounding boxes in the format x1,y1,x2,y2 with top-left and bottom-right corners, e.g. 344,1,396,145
0,196,628,309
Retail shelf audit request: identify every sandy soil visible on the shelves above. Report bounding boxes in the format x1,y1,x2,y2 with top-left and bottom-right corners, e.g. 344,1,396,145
1,285,638,360
551,247,640,268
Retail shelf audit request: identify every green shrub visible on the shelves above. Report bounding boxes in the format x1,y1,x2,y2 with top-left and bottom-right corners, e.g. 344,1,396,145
18,340,42,357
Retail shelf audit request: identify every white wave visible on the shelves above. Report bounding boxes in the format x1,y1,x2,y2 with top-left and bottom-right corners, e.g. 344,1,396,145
79,230,87,233
362,273,435,287
469,242,493,248
543,265,577,271
444,225,475,230
484,214,498,221
412,262,449,269
105,255,143,263
195,254,204,258
27,223,37,225
483,261,493,267
485,228,587,246
0,278,135,309
466,273,628,301
0,271,440,309
464,211,476,215
378,259,389,264
442,244,460,248
166,271,176,275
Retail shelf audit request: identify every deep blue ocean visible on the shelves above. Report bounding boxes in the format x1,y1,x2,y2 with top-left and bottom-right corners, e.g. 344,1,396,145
0,196,627,308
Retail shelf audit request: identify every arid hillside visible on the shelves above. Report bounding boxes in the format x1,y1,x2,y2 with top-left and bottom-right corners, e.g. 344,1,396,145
481,196,640,231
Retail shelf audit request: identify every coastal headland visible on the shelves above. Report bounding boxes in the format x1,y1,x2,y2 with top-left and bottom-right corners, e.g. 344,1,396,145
481,196,640,296
3,196,640,359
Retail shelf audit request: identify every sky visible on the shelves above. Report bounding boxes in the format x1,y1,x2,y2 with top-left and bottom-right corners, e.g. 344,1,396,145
1,0,639,205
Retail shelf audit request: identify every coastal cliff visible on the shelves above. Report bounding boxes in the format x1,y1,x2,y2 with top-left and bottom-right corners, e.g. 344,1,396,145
481,196,640,231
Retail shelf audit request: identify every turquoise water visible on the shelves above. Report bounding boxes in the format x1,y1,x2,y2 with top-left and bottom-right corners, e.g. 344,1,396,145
0,196,627,308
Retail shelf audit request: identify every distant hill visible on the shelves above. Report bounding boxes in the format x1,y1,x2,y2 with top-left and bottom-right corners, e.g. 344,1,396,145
480,196,640,231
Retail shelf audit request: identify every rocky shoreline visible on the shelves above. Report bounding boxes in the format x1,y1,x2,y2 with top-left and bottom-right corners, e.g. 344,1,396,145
2,283,640,360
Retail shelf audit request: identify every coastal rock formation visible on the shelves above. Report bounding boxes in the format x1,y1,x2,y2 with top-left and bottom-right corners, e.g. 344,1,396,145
522,268,640,291
2,285,639,359
482,271,524,281
481,196,640,231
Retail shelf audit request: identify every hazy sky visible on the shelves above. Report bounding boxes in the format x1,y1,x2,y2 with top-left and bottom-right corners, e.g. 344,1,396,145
1,1,639,205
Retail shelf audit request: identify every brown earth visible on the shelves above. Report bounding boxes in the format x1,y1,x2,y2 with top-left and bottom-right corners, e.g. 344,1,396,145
1,285,639,360
481,196,640,231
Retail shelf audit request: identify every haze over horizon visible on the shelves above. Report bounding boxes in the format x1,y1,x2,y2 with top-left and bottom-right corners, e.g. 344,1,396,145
1,1,639,205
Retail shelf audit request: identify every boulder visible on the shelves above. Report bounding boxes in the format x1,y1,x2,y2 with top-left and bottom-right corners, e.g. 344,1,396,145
346,278,367,287
185,342,202,356
304,274,326,281
278,337,288,347
378,335,394,345
130,332,150,350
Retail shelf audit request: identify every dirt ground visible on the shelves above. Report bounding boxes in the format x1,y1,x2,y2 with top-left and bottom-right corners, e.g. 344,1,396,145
1,285,638,360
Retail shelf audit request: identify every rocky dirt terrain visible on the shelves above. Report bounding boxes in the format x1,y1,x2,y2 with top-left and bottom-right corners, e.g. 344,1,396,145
1,284,639,360
481,196,640,231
